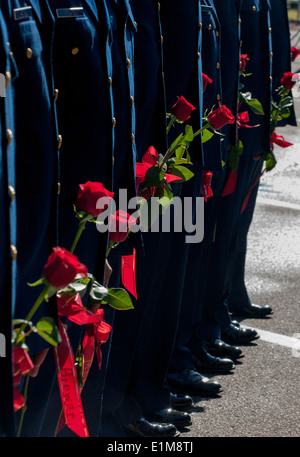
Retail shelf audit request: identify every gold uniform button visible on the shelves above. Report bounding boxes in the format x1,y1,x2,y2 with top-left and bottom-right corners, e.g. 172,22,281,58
270,76,273,82
208,24,212,31
199,23,202,31
269,27,272,34
197,52,200,60
112,117,116,129
216,62,220,70
54,89,59,102
8,185,15,202
270,52,273,59
72,47,79,55
158,2,161,12
10,245,18,261
58,135,63,149
7,129,13,145
217,94,221,101
216,31,219,37
127,58,131,68
238,18,242,25
108,77,112,88
131,133,135,143
252,5,256,11
5,71,11,88
57,183,61,195
26,48,33,59
130,95,134,106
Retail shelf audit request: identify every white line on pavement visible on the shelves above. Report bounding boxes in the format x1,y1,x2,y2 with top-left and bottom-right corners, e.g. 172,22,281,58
243,325,300,350
256,197,300,211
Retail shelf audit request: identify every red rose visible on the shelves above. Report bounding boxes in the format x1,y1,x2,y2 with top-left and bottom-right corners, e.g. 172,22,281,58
76,181,114,218
202,73,213,93
281,72,299,90
43,247,88,289
291,47,300,62
207,103,235,130
240,54,250,71
109,210,138,243
170,96,196,122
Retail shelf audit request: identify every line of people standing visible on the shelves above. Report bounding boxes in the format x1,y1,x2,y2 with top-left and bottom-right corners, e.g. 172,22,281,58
0,0,297,437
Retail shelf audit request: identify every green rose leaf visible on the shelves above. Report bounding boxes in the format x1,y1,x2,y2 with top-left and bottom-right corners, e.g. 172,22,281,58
145,166,165,187
36,317,62,347
281,107,291,118
169,133,184,153
245,98,264,115
184,124,194,142
168,165,194,183
265,151,277,172
59,281,88,298
201,129,214,144
102,288,134,310
175,145,186,160
280,96,293,109
228,141,244,171
88,281,108,306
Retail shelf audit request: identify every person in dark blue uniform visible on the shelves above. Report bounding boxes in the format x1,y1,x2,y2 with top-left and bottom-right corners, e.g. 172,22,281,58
13,0,116,437
166,0,239,396
0,0,60,437
198,0,272,347
0,2,18,436
226,0,297,319
100,0,190,438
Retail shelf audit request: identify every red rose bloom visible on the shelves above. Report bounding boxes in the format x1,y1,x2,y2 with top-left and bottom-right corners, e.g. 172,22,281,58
109,210,138,243
170,96,196,122
202,73,213,92
291,47,300,62
240,54,250,71
76,181,114,218
207,103,235,130
281,72,299,90
43,247,88,289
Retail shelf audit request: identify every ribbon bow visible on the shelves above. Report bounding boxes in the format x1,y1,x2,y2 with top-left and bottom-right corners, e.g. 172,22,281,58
55,294,112,437
270,131,293,150
57,293,112,379
13,347,34,411
136,146,181,192
201,171,213,202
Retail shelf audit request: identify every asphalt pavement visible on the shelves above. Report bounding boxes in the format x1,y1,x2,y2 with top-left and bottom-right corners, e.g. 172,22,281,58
178,23,300,438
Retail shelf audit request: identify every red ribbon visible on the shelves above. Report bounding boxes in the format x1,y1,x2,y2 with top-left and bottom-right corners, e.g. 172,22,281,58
270,131,293,150
55,294,111,436
121,248,137,300
241,169,265,214
237,111,260,130
201,171,213,202
12,347,34,411
54,319,89,437
136,146,181,192
222,169,237,197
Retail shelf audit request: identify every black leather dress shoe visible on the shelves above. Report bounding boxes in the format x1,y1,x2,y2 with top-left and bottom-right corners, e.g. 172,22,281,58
192,346,235,374
203,338,244,361
170,393,194,411
167,369,222,396
221,323,259,345
231,303,273,318
146,408,192,428
124,417,179,437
